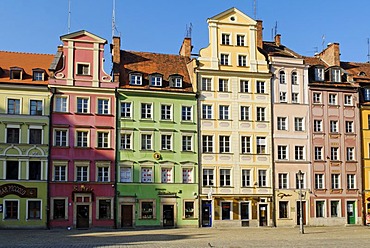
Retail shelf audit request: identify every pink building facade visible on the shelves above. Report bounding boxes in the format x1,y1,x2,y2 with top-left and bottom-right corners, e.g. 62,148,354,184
48,31,117,228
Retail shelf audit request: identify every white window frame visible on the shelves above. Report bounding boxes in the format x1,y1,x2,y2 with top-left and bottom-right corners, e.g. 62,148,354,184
120,132,132,150
221,33,231,45
315,174,324,189
201,77,212,91
278,173,288,189
314,147,323,160
54,129,68,147
141,103,153,119
130,73,142,85
141,166,153,183
121,102,132,118
277,145,287,160
96,163,110,182
76,97,90,114
28,125,43,145
97,98,110,115
313,92,322,103
120,166,133,183
314,120,323,132
347,174,356,189
97,131,110,149
344,95,353,106
161,167,173,183
141,133,153,150
3,199,20,220
54,96,68,112
75,162,90,182
182,134,193,152
202,104,213,119
328,94,337,105
331,174,340,189
238,54,247,67
218,78,229,92
75,130,89,148
53,161,68,182
220,53,230,66
277,117,287,131
219,105,229,120
256,81,265,94
240,79,249,93
76,62,90,75
150,74,162,87
181,106,193,121
161,104,173,120
182,167,194,184
220,168,231,187
161,133,173,151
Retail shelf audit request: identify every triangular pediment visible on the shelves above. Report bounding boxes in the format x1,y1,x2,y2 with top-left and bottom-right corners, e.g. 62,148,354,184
208,7,256,25
60,30,107,44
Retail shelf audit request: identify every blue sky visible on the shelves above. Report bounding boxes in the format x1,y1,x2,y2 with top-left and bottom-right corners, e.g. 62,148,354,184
2,0,370,67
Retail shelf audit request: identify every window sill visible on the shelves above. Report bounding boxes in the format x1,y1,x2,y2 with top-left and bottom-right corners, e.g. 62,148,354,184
74,147,91,149
140,119,155,122
160,150,174,153
95,147,113,150
75,113,93,116
159,120,175,123
53,146,70,149
181,150,195,153
96,114,114,117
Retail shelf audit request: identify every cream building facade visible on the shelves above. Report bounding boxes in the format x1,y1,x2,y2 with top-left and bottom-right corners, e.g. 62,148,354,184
196,8,272,227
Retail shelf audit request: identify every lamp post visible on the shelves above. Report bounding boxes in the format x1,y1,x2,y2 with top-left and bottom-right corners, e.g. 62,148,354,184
298,170,304,234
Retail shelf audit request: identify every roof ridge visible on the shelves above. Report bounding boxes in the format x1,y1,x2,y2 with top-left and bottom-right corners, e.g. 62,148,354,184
123,50,185,57
0,50,54,56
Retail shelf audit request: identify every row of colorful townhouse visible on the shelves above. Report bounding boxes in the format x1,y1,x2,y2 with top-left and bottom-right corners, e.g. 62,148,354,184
1,7,370,229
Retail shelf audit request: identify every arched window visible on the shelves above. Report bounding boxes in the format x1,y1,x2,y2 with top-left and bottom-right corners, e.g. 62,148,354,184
291,71,298,85
279,71,285,84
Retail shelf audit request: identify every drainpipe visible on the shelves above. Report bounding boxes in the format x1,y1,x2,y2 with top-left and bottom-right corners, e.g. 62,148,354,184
195,63,202,228
114,87,119,229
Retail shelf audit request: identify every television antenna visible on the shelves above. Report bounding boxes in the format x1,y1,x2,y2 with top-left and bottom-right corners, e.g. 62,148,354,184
68,0,71,34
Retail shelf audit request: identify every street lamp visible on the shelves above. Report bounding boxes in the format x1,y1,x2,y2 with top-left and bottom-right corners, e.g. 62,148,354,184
298,170,304,234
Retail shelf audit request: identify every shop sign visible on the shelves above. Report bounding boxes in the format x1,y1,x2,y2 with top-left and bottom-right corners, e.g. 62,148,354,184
0,184,37,198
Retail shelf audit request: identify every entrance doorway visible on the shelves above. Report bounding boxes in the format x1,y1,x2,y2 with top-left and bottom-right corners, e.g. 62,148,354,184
347,201,356,224
76,205,89,229
201,201,212,227
296,201,306,225
259,204,268,226
121,205,133,227
163,205,174,227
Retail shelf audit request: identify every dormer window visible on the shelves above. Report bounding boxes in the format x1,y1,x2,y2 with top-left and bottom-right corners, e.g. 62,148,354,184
150,74,162,87
359,71,366,76
331,68,341,82
32,69,45,81
314,67,324,81
169,75,183,88
10,67,23,80
129,73,142,85
77,63,90,75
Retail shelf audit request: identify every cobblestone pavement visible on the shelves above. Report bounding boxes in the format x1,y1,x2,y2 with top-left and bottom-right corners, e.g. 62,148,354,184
1,226,370,248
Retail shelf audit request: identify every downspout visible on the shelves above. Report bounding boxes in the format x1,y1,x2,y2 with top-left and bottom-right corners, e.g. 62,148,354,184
114,87,119,229
195,63,202,228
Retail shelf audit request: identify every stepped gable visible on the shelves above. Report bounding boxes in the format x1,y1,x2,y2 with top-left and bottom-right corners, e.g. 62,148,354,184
0,51,54,85
119,50,193,93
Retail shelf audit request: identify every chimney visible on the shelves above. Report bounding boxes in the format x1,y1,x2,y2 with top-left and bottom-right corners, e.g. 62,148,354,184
111,36,121,83
256,20,263,48
275,34,281,47
179,37,192,59
319,43,340,67
57,45,63,53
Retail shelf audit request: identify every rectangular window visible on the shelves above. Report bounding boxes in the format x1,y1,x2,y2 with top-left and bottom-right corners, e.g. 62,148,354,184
256,81,265,94
141,134,152,150
221,202,231,220
141,202,154,219
314,120,322,132
330,120,338,133
53,199,66,219
279,201,288,218
220,169,231,187
315,68,324,81
219,105,229,120
55,96,68,112
278,173,288,189
121,102,131,118
219,135,230,153
277,145,287,160
97,166,110,182
219,79,228,92
313,93,322,103
221,33,230,45
184,201,195,218
7,127,20,144
328,94,337,105
314,147,323,160
141,103,152,119
238,55,247,67
347,174,356,189
220,54,229,65
237,35,245,46
345,121,354,133
241,136,251,154
120,133,131,150
277,117,287,130
202,78,212,91
76,131,88,147
161,134,172,150
203,169,214,186
256,137,266,154
98,99,110,115
202,104,213,119
98,199,111,219
332,69,341,82
29,128,42,144
77,97,89,113
97,132,109,148
344,95,353,105
202,135,213,153
279,92,287,102
182,135,193,151
291,72,298,85
29,161,41,180
346,147,354,161
331,174,340,189
5,200,18,219
33,71,43,81
182,168,193,183
130,74,142,85
54,164,66,181
7,99,20,114
240,106,250,121
330,201,339,217
161,105,172,120
6,161,19,180
141,167,153,183
54,129,67,147
161,168,173,183
241,169,251,187
316,201,325,217
150,75,162,86
279,71,286,84
120,167,132,183
30,100,42,115
331,147,339,161
315,174,324,189
294,117,304,131
256,107,266,121
76,166,88,182
240,202,250,220
181,106,192,121
364,88,370,102
77,64,89,75
240,80,249,93
295,146,304,160
27,200,41,219
292,93,299,103
258,170,267,187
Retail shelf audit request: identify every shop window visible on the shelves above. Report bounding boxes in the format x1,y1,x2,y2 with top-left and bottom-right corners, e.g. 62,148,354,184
221,202,231,220
53,199,66,219
27,200,41,219
98,199,112,219
184,201,195,218
141,201,154,219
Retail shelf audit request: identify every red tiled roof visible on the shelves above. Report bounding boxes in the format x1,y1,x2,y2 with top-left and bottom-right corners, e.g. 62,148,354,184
263,41,301,58
341,61,370,83
119,50,194,93
0,51,54,85
303,56,328,67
